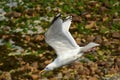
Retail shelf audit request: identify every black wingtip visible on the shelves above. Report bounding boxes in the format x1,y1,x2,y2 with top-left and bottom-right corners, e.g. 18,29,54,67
56,13,61,18
63,16,72,22
51,13,61,25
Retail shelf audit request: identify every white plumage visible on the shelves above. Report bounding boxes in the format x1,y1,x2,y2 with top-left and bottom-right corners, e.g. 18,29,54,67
41,14,99,72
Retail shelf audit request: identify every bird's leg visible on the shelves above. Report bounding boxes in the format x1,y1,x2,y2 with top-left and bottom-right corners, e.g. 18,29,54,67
84,47,97,53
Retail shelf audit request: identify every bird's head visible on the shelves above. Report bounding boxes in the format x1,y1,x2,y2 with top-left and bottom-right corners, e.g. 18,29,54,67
40,62,57,73
44,63,55,71
80,42,99,53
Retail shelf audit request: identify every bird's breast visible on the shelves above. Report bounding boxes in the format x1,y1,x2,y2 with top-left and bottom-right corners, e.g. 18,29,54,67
57,54,78,66
55,48,81,66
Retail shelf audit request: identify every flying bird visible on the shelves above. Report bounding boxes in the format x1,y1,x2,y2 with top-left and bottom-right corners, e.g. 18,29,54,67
40,14,99,73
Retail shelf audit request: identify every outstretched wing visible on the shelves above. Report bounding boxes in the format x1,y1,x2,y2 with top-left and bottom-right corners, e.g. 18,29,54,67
45,14,79,56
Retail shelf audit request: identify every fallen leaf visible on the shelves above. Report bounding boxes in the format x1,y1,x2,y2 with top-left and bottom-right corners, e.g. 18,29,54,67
85,21,96,29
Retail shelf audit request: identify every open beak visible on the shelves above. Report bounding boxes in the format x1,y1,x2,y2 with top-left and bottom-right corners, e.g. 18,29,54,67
40,70,45,74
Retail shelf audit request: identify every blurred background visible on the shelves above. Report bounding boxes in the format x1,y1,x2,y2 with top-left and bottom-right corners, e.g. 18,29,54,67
0,0,120,80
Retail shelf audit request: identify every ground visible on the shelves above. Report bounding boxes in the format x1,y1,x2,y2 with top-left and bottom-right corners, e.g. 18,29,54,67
0,0,120,80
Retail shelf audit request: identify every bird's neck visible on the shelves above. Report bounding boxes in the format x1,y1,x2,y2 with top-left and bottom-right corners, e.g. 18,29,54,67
50,61,58,68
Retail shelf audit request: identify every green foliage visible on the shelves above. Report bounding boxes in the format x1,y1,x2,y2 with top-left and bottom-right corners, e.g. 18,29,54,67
85,54,96,61
112,22,120,30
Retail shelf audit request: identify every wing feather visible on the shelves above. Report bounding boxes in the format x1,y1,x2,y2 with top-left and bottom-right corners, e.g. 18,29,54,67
45,14,79,56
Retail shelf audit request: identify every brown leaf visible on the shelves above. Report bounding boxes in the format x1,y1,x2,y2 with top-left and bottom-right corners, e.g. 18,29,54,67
86,35,95,42
31,62,38,68
112,32,120,38
89,76,98,80
72,14,82,22
95,35,103,44
103,41,111,46
76,38,81,45
85,21,96,29
108,68,117,74
25,35,31,42
31,74,39,80
102,16,108,22
35,35,44,41
2,35,10,39
117,47,120,53
5,11,21,18
0,72,12,80
85,14,91,19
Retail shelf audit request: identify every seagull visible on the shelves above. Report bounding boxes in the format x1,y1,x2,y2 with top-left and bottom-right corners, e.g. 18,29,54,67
40,14,99,73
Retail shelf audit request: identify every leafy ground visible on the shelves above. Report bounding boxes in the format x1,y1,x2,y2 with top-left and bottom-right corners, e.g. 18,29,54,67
0,0,120,80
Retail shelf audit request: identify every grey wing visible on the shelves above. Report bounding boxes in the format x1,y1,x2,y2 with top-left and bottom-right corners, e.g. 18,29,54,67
45,14,79,56
62,16,79,47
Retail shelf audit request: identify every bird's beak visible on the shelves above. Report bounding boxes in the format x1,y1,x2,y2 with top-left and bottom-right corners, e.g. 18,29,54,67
40,70,45,74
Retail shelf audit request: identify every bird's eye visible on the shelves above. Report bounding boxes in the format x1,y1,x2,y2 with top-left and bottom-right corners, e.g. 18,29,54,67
46,67,49,70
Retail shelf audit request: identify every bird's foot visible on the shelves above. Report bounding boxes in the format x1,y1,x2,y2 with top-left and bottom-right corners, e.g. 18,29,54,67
84,47,98,53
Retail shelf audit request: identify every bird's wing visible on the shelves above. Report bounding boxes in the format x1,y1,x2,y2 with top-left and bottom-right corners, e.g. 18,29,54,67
45,14,79,56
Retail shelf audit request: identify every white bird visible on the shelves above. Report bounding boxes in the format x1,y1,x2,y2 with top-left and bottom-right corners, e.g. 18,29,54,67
40,14,99,73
